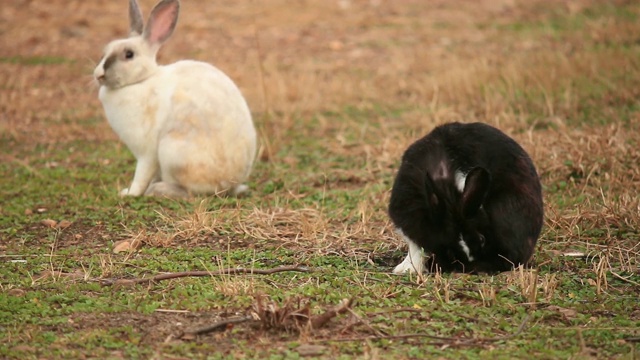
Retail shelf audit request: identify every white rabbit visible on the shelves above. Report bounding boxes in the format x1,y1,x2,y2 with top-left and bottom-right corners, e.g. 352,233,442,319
94,0,257,198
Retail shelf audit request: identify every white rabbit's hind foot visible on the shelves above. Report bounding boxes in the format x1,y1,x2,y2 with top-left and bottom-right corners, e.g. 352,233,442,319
231,184,250,197
145,182,189,199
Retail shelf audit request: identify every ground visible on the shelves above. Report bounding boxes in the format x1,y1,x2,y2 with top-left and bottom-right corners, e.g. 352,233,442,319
1,0,639,359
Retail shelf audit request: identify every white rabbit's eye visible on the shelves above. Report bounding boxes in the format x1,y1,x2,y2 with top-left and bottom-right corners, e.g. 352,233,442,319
124,50,134,60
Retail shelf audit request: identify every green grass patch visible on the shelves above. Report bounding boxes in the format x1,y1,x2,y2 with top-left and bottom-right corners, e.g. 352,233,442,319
0,55,72,65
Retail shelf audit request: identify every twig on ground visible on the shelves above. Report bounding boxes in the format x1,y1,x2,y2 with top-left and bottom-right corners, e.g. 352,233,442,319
310,298,353,329
610,271,640,287
99,265,311,286
183,316,253,336
315,313,531,346
154,309,190,314
476,313,531,342
366,307,424,317
313,329,489,347
321,333,474,345
341,308,387,337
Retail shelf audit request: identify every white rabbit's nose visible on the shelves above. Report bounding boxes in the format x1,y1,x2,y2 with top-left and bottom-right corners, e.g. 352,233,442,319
94,68,106,84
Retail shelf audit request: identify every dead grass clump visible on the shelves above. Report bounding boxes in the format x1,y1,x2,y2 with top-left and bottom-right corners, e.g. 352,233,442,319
250,295,312,332
153,200,234,244
591,252,610,295
478,279,497,307
207,266,260,298
237,207,328,243
249,295,354,335
505,266,539,305
540,273,559,302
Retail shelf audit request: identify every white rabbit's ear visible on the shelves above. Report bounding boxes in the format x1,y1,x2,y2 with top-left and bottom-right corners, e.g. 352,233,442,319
144,0,180,46
129,0,144,36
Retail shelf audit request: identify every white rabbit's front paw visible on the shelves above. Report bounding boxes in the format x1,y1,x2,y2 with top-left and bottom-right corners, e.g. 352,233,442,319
120,188,131,197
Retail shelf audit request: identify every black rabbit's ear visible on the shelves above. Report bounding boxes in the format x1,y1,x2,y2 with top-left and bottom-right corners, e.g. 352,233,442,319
424,173,439,207
462,167,490,217
429,193,439,207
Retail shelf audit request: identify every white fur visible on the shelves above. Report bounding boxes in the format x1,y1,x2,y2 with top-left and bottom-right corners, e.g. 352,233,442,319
458,234,474,262
454,170,467,193
94,0,256,197
432,159,450,181
393,229,425,274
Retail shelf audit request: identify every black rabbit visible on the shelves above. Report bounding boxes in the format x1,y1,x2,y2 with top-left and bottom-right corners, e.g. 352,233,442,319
388,122,543,274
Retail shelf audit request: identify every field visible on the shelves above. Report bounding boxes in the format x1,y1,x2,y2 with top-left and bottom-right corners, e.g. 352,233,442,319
1,0,639,358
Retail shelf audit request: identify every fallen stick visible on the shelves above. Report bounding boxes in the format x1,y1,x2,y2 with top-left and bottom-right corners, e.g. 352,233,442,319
320,333,477,345
184,316,253,336
310,298,353,329
624,336,640,343
99,265,311,286
367,307,424,317
478,313,530,342
314,313,531,345
611,271,640,287
342,308,387,337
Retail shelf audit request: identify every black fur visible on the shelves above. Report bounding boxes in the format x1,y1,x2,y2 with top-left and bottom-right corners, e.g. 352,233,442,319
388,122,544,273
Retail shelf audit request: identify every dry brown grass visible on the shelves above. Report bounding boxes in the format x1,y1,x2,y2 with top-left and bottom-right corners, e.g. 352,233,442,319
3,1,637,138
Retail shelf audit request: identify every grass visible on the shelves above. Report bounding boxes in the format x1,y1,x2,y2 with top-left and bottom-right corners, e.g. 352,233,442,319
1,0,640,359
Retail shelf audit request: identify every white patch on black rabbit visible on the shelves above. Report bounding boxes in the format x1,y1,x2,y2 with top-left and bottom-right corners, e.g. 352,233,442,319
454,170,466,193
458,234,474,261
392,229,425,274
94,0,257,198
432,159,450,181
